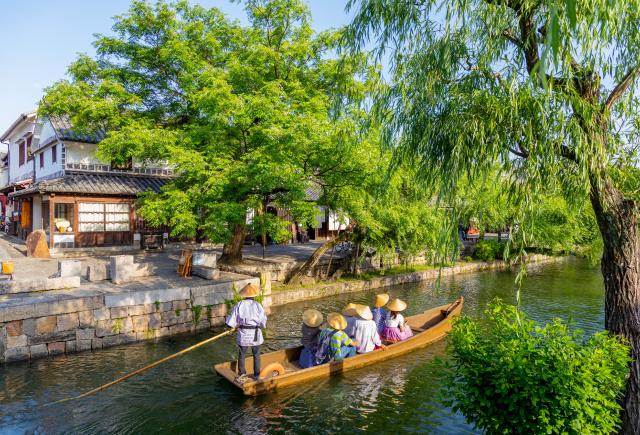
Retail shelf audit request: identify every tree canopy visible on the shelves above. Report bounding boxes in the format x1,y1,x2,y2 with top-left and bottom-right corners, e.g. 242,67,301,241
40,0,374,262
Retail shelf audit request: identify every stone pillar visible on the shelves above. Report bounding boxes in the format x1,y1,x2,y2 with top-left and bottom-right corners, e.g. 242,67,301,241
110,255,134,285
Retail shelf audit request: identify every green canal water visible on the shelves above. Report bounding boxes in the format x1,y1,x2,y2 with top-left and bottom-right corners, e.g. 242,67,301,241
0,258,604,434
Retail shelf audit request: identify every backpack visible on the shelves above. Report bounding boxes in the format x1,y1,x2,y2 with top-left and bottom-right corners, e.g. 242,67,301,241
315,329,339,365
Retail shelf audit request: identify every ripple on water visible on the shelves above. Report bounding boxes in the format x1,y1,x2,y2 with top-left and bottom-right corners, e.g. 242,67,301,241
0,257,604,433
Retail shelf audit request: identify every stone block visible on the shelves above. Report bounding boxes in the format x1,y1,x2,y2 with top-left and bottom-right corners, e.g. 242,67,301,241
29,330,75,345
208,304,227,318
36,316,57,335
149,313,161,330
210,316,225,327
102,334,136,348
0,303,38,323
66,340,77,353
88,264,110,282
154,327,170,338
58,260,82,278
77,339,92,351
5,346,29,362
110,307,128,319
21,318,36,336
26,230,50,258
7,334,27,348
109,255,134,284
91,338,103,350
57,313,79,331
76,328,96,341
93,307,111,321
192,250,217,268
169,323,192,335
6,320,22,337
172,300,188,311
136,331,154,341
30,344,48,358
95,320,118,337
192,266,220,280
0,276,81,294
47,342,65,355
105,287,191,307
128,304,155,316
78,310,93,327
32,296,103,318
131,315,149,332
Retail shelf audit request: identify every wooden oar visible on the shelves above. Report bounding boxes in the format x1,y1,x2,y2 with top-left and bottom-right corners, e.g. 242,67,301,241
45,328,236,406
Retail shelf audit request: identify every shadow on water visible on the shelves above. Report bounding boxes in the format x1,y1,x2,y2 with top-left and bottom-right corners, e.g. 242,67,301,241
0,257,603,433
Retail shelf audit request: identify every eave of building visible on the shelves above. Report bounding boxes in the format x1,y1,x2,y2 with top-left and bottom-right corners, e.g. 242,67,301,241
0,112,37,142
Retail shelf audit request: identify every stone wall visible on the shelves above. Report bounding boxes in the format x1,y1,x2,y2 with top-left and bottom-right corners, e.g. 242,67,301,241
0,276,261,363
270,255,565,306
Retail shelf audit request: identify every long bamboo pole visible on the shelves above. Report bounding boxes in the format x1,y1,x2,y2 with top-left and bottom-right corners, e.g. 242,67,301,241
45,328,235,406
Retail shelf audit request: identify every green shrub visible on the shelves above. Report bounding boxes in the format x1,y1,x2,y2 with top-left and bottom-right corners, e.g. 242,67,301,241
444,300,630,434
462,256,473,262
473,240,505,261
224,283,264,310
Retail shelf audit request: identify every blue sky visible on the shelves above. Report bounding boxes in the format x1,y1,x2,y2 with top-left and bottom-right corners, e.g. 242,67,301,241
0,0,354,130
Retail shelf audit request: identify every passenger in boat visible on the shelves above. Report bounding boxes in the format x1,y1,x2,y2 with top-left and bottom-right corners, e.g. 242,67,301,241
299,309,323,369
225,283,267,382
315,313,359,364
353,305,385,354
371,293,390,334
342,303,358,338
382,298,414,342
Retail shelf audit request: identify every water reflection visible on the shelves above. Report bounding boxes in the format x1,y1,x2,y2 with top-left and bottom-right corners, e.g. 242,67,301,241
0,257,603,433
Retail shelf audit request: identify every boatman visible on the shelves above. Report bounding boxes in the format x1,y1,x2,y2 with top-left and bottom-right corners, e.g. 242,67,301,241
226,283,267,382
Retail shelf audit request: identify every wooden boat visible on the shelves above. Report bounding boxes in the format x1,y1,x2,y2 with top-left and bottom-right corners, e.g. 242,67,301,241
214,297,463,396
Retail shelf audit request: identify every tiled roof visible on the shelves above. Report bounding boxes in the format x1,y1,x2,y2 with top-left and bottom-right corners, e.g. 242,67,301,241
9,172,168,198
49,115,106,144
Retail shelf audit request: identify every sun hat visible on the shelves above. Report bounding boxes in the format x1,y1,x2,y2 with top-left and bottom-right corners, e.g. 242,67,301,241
302,309,323,328
374,293,390,308
239,283,261,298
355,305,373,321
327,312,347,330
341,303,357,317
386,298,407,312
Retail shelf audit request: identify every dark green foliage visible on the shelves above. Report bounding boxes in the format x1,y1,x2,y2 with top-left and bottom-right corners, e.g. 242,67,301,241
445,300,630,434
472,240,505,262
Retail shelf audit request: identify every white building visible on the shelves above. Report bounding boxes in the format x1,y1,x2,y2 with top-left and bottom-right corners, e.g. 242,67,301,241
0,113,172,249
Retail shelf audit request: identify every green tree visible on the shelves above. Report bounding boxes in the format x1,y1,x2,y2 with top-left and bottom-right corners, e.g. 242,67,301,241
446,300,630,434
345,0,640,431
40,0,372,263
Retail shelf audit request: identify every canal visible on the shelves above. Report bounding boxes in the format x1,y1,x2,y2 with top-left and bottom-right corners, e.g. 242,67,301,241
0,258,604,434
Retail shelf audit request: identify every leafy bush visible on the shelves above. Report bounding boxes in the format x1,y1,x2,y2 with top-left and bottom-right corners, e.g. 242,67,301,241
224,283,264,310
444,300,630,434
473,240,505,262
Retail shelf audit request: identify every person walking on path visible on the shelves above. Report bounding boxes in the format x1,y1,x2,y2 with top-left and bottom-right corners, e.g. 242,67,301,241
226,283,267,382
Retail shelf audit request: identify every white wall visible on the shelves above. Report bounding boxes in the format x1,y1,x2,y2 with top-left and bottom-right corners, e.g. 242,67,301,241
35,142,63,181
36,120,57,150
64,141,106,165
7,123,35,183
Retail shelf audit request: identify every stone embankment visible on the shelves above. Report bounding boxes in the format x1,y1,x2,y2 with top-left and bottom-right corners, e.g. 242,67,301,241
270,254,564,306
0,275,261,363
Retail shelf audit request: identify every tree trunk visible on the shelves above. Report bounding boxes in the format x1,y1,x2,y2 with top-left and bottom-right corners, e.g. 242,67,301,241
220,224,246,265
590,178,640,435
285,232,351,284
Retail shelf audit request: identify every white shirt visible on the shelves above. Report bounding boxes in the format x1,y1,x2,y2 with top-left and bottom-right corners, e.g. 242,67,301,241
225,299,267,346
385,313,405,328
353,318,382,353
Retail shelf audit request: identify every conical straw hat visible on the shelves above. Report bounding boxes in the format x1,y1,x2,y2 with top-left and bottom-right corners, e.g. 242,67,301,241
239,283,261,298
355,304,373,320
302,309,323,328
374,293,390,308
327,312,347,330
386,298,407,312
341,303,357,317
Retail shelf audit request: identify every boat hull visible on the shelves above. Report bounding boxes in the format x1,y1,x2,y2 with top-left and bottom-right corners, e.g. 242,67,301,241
214,297,464,396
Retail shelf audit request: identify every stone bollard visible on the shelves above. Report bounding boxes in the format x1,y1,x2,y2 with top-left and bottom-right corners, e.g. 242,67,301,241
110,255,134,285
58,260,82,278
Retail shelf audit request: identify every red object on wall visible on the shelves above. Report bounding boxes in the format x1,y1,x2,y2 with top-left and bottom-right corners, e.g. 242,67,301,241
0,194,6,215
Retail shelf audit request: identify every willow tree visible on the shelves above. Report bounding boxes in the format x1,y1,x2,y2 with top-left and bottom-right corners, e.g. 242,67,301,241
40,0,371,263
346,0,640,432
